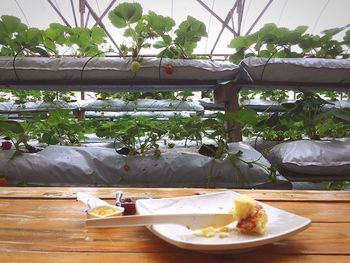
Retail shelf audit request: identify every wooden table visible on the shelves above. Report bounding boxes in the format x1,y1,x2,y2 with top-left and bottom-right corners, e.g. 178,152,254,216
0,187,349,263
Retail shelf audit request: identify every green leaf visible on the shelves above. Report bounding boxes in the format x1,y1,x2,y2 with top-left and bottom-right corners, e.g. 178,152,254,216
229,49,246,64
221,109,258,126
0,120,24,135
333,112,350,123
27,46,50,57
162,35,172,45
109,2,143,28
174,16,207,49
91,27,105,43
228,36,250,50
1,15,27,33
295,25,308,34
153,40,167,49
123,28,134,38
23,27,43,46
147,11,175,35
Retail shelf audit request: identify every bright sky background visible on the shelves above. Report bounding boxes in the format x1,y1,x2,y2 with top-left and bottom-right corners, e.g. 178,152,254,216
1,0,350,55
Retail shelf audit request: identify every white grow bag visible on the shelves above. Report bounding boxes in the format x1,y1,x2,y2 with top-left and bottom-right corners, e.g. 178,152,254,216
0,143,290,189
267,139,350,181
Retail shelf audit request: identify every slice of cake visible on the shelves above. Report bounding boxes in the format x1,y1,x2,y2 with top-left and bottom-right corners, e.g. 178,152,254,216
230,195,268,235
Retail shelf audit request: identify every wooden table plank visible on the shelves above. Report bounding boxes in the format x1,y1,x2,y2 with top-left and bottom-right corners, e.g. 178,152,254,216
1,252,349,263
0,199,350,255
0,222,349,254
1,187,350,201
1,187,349,263
0,199,349,223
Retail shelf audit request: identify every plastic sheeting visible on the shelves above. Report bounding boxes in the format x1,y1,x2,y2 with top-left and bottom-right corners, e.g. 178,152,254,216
0,99,203,115
267,140,350,181
85,111,194,119
0,143,291,189
240,57,350,85
0,56,239,83
79,99,204,112
0,101,77,113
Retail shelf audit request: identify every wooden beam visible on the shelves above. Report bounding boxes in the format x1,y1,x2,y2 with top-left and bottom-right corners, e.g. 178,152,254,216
214,83,242,142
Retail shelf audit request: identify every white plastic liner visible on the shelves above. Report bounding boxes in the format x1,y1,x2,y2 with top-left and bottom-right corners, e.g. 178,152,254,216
85,111,193,119
323,100,350,110
0,57,239,82
243,138,283,152
79,99,204,112
240,57,350,84
0,101,78,113
0,143,291,189
267,139,350,181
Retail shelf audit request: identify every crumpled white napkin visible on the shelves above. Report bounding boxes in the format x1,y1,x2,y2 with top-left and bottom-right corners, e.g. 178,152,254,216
77,192,111,212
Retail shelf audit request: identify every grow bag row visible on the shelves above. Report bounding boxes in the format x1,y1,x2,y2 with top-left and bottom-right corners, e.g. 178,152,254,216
0,99,204,113
0,57,239,92
267,139,350,181
1,57,350,91
0,142,291,189
240,57,350,89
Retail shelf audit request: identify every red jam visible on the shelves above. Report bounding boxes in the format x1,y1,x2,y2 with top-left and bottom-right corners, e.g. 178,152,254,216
121,198,136,215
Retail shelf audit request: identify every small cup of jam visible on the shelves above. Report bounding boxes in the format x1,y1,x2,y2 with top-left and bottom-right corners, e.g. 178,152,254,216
116,191,151,216
120,197,137,215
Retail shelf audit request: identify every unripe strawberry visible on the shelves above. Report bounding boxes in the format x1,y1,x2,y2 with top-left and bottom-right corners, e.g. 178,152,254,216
131,61,140,72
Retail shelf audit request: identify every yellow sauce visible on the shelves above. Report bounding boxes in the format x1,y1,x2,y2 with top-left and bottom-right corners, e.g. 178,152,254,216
89,206,121,217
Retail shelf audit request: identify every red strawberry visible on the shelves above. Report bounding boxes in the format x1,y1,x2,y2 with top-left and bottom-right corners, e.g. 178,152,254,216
123,164,129,172
165,64,174,75
0,178,8,187
1,141,12,150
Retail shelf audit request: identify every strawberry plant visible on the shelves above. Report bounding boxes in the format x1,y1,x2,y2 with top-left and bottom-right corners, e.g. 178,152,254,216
95,116,167,156
154,15,207,59
32,109,90,145
0,119,37,153
0,15,49,56
109,2,174,60
250,92,350,141
166,115,203,147
108,2,207,62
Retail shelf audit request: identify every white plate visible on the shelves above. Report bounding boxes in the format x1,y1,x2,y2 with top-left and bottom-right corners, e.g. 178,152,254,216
136,191,311,253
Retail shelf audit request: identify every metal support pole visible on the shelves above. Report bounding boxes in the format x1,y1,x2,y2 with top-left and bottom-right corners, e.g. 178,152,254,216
47,0,72,27
245,0,274,35
214,83,242,142
237,0,245,36
79,0,85,28
85,10,91,27
70,0,78,27
79,0,85,101
82,0,122,54
93,0,117,27
210,2,238,56
196,0,236,35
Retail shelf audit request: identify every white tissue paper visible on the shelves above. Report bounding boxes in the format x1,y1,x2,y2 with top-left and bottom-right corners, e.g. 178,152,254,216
77,192,111,212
